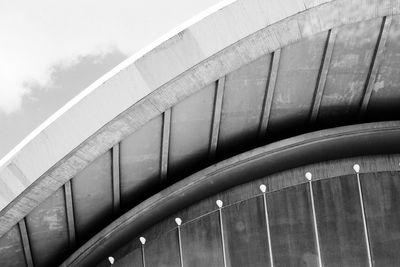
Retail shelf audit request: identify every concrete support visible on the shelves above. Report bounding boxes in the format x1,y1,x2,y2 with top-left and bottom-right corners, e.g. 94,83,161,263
112,144,121,213
209,77,225,160
310,29,337,124
359,16,392,118
64,181,76,248
161,109,171,185
18,219,34,267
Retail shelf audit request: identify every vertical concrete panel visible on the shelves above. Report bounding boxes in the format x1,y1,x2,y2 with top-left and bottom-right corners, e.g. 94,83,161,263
218,54,271,157
169,83,216,182
181,211,224,267
269,31,327,140
25,187,69,267
72,150,113,244
362,171,400,266
313,175,369,266
267,183,318,267
0,225,26,267
145,229,181,267
368,15,400,120
319,18,382,126
222,196,271,267
120,116,162,208
113,248,143,267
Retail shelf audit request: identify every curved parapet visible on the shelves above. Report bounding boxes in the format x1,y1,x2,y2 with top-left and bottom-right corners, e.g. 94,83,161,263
1,0,400,266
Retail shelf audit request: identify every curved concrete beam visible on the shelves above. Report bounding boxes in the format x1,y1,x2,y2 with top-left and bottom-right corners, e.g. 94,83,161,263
62,121,400,266
1,0,399,238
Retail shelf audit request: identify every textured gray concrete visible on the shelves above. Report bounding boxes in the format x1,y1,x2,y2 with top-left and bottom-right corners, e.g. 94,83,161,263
62,121,400,266
1,0,400,265
0,0,399,240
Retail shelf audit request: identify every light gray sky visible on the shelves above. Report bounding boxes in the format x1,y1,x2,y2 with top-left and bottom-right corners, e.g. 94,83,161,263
0,0,222,159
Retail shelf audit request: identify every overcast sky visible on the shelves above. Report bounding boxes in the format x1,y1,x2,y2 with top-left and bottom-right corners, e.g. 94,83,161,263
0,0,222,159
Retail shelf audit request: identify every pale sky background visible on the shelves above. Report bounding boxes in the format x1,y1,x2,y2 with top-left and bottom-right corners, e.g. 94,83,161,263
0,0,222,159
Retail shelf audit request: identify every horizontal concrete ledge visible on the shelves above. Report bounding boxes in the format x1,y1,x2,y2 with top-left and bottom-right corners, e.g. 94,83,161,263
62,121,400,266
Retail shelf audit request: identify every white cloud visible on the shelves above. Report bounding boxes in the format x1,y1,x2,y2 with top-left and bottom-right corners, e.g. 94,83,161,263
0,0,220,114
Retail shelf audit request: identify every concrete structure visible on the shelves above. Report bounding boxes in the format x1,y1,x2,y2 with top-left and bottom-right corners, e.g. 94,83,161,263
1,0,400,266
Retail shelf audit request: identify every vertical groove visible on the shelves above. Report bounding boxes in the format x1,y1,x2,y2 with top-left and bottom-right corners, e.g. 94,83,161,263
309,28,337,124
209,77,225,160
18,219,34,267
160,109,171,185
308,181,323,267
356,172,373,267
64,180,76,248
258,49,281,141
218,208,228,267
262,193,274,267
112,144,120,214
177,226,184,267
359,16,392,119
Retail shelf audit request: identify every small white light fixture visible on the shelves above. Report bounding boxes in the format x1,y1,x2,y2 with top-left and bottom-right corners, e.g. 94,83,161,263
260,184,267,193
108,256,115,265
216,200,223,208
305,172,312,181
353,164,360,173
139,237,146,245
175,217,182,226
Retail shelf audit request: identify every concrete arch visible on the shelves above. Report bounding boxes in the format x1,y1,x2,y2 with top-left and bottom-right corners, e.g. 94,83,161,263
2,0,400,265
1,0,399,238
62,121,400,266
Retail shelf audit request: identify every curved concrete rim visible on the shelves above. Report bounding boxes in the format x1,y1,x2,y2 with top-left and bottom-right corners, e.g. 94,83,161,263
63,121,400,266
0,0,399,240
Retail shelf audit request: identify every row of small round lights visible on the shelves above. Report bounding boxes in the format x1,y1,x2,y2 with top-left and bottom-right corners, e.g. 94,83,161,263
108,163,368,265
